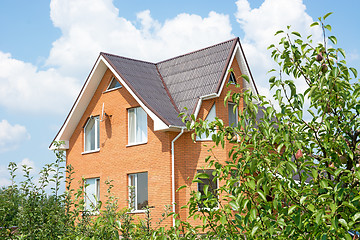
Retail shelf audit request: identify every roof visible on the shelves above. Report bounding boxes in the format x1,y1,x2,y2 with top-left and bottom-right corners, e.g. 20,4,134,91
50,37,258,149
157,39,237,115
101,53,183,126
102,38,238,126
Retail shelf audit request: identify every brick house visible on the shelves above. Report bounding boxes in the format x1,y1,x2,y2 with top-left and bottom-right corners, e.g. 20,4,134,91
50,37,259,226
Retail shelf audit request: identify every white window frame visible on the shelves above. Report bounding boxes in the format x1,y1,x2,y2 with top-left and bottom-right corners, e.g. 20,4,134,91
83,116,100,153
228,102,238,127
84,178,100,213
104,76,122,92
128,172,148,212
128,107,148,146
196,104,216,141
197,169,219,210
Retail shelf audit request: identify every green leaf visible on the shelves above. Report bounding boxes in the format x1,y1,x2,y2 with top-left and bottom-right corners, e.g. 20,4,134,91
241,74,250,83
353,212,360,222
248,180,255,190
350,67,358,78
257,191,267,202
250,208,257,220
291,31,301,37
324,24,332,31
176,185,187,192
196,173,209,179
339,218,348,228
338,48,346,58
328,36,337,45
323,12,333,20
220,215,227,225
310,22,319,27
251,225,259,236
288,205,297,215
275,30,284,36
300,196,307,205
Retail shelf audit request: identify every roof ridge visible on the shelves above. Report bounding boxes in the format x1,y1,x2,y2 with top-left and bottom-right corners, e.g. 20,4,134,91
155,37,239,65
100,52,155,65
155,65,180,114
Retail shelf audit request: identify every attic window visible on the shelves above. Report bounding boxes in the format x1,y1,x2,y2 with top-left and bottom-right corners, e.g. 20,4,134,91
107,77,122,91
228,72,236,84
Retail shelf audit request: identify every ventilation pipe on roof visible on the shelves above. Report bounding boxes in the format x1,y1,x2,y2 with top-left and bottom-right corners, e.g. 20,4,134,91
171,127,185,227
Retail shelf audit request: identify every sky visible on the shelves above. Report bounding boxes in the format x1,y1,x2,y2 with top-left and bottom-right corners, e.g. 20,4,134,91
0,0,359,187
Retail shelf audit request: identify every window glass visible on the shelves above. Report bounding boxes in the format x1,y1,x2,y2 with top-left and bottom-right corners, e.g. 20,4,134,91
196,104,216,141
128,107,147,144
128,109,136,144
129,172,148,211
228,102,238,126
107,77,122,90
229,72,236,84
84,116,99,152
84,178,100,212
197,170,218,209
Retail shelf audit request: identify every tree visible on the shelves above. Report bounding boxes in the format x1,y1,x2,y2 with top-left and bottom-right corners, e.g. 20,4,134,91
184,13,360,239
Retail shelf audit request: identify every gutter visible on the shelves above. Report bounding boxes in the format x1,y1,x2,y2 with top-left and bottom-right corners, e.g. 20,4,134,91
171,127,185,227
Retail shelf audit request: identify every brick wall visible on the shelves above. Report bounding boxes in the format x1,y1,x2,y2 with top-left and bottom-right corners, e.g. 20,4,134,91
66,55,244,228
67,69,175,226
174,57,244,225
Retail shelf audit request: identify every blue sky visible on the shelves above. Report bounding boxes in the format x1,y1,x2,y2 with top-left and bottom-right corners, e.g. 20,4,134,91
0,0,359,186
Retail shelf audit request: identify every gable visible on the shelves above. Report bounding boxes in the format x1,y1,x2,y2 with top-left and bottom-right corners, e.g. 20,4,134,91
156,38,237,115
50,38,258,150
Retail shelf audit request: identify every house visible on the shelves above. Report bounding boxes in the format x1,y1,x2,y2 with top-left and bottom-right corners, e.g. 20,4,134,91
50,37,259,227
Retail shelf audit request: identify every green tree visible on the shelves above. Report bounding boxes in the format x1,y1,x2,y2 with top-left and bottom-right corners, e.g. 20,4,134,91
184,13,360,239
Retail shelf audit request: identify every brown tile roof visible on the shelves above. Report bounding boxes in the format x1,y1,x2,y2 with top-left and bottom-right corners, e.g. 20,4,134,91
102,38,239,127
101,53,183,126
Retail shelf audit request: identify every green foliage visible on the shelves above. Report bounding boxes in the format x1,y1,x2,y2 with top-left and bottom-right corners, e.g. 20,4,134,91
1,13,359,240
184,13,360,239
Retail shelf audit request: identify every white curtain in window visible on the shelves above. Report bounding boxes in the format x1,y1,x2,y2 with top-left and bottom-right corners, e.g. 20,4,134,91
85,118,95,151
136,107,147,143
85,178,99,211
128,109,136,144
128,107,147,144
84,117,99,151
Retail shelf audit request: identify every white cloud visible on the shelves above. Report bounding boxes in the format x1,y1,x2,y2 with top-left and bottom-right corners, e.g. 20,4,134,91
0,0,234,115
0,164,11,187
0,120,30,153
235,0,322,98
20,158,36,172
47,0,234,78
0,52,81,115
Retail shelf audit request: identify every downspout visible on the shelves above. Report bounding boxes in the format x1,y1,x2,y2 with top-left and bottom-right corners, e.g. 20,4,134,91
171,127,185,227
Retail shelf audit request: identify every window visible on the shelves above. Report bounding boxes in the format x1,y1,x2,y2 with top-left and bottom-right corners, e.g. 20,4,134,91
128,107,147,145
107,77,122,91
228,72,236,84
84,116,100,152
228,102,238,126
196,104,216,141
84,178,100,212
128,172,148,211
197,169,218,209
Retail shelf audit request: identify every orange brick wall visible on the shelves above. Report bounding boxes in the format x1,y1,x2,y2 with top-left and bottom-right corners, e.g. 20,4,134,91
174,57,244,225
67,69,175,226
66,56,244,228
